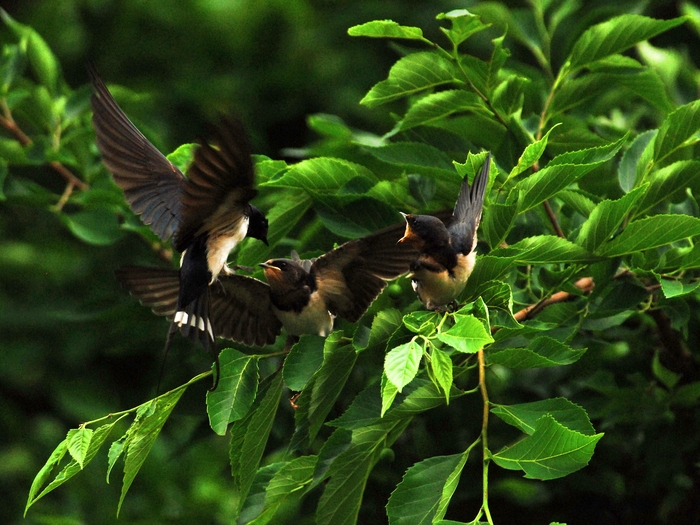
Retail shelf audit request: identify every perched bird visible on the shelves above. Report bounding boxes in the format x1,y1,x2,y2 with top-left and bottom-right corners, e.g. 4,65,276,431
89,66,268,382
115,220,420,350
399,153,490,310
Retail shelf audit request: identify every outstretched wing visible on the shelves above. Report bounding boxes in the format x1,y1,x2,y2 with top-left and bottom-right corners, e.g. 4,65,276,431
449,153,490,255
310,221,420,322
115,266,280,347
89,65,184,242
175,119,258,251
210,274,282,347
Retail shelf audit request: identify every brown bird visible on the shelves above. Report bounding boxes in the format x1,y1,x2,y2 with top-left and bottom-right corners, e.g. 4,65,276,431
89,65,268,383
115,220,420,351
399,153,490,310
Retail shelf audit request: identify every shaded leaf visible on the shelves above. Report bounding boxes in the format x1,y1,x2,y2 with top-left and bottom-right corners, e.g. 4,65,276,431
597,215,700,256
206,349,259,436
492,398,596,436
492,415,603,480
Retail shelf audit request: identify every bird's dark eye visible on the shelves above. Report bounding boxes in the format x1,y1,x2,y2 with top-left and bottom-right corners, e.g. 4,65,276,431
278,262,287,269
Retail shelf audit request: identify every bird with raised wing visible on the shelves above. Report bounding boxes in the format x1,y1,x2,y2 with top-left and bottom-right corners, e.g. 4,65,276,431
399,153,490,310
89,66,268,380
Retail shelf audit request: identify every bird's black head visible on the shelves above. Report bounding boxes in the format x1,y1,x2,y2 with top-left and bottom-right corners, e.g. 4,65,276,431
399,213,449,248
248,205,269,245
259,259,311,290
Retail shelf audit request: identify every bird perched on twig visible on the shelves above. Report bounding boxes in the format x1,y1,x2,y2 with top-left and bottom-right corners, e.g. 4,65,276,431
115,220,420,352
89,65,268,385
399,153,490,311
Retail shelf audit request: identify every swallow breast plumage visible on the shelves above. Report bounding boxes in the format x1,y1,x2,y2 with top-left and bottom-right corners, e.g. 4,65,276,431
89,66,268,352
399,154,490,310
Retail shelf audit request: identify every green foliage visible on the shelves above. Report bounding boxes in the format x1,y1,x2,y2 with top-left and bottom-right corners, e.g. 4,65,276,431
4,2,700,525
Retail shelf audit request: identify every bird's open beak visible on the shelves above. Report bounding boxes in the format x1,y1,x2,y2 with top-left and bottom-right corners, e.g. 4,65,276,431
259,261,276,270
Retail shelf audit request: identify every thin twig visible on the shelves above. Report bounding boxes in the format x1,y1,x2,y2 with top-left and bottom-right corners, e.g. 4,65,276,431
478,347,495,525
0,100,89,191
510,277,594,324
543,200,565,238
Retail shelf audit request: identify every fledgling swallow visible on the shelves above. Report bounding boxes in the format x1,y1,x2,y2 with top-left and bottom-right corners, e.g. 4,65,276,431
89,65,268,382
115,221,420,351
399,153,490,310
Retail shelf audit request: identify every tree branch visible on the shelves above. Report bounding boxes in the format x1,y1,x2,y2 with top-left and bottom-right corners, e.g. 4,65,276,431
0,101,89,191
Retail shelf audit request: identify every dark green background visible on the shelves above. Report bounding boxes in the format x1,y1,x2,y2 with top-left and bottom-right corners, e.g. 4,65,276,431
1,1,696,524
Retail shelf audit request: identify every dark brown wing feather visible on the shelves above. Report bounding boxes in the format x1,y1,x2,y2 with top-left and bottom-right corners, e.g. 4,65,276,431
116,266,281,347
115,265,180,316
449,153,490,255
311,221,420,322
89,65,184,242
209,275,282,347
175,119,257,251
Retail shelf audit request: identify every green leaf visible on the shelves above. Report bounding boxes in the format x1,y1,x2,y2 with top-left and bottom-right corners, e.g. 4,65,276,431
576,185,647,252
25,439,68,514
386,452,469,525
494,236,596,264
430,347,454,403
437,9,490,47
360,51,456,107
437,314,493,353
654,99,700,164
403,311,440,336
367,309,403,351
66,427,93,469
233,372,284,510
166,143,196,173
263,157,375,192
507,127,557,182
364,141,458,182
291,333,358,450
247,456,316,524
657,276,700,298
206,349,259,436
652,351,681,389
550,69,674,116
558,190,597,218
492,415,603,480
314,195,401,238
61,208,124,246
316,442,381,525
381,372,400,416
568,14,686,72
488,336,587,368
1,9,61,94
25,422,116,514
482,201,519,249
517,163,601,213
597,215,700,257
397,90,487,132
383,378,464,422
118,388,185,516
618,130,657,192
634,161,700,218
348,20,425,40
284,335,325,391
491,398,596,436
385,340,423,392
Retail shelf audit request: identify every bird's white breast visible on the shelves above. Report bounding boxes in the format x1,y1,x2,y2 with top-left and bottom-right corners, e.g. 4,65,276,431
412,252,475,309
272,291,334,337
207,215,249,282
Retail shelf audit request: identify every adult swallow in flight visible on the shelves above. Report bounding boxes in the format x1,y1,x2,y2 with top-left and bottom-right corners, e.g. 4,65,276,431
89,66,268,379
115,220,419,351
399,153,490,310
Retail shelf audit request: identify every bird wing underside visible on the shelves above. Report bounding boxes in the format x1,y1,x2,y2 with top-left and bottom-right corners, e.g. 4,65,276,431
89,66,184,242
449,154,490,255
311,221,420,322
115,266,280,347
176,119,257,250
211,275,282,346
